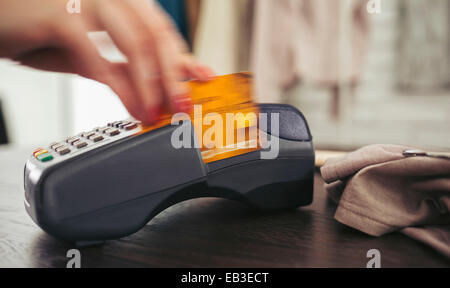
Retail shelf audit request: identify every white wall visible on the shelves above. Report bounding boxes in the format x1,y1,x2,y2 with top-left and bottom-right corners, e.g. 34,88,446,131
70,77,129,135
0,60,70,148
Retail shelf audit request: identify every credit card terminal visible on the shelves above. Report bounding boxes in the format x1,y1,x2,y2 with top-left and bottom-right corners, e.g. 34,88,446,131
23,75,314,245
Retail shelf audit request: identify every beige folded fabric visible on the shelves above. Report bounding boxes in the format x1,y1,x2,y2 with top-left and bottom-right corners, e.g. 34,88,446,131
320,144,450,258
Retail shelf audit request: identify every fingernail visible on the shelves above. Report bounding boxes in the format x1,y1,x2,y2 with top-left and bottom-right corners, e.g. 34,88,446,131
145,106,161,124
174,95,192,113
198,65,215,80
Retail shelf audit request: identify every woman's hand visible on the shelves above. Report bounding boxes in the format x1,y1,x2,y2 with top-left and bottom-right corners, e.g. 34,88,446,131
0,0,214,124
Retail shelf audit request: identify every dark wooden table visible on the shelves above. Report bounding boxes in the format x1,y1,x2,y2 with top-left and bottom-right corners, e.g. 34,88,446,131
0,147,448,268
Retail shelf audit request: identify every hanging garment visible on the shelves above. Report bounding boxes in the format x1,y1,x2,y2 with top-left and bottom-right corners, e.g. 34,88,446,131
321,144,450,259
185,0,202,48
193,0,254,75
156,0,189,43
251,0,369,102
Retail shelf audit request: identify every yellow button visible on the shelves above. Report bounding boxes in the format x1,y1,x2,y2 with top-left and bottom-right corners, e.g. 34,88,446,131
34,149,48,158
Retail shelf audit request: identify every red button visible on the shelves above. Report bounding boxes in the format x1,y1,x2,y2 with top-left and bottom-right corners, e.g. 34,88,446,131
33,148,44,157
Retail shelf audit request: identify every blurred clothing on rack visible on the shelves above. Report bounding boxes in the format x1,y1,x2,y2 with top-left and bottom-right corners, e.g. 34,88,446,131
194,0,253,75
193,0,369,103
156,0,189,43
184,0,202,48
251,0,369,102
156,0,204,49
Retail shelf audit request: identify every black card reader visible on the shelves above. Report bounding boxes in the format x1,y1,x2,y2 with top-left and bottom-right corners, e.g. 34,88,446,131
24,104,314,245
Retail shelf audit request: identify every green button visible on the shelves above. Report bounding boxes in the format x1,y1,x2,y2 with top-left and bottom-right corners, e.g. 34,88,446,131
37,152,53,162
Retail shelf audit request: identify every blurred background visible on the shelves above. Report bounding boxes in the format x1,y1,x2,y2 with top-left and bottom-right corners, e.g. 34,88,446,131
0,0,449,151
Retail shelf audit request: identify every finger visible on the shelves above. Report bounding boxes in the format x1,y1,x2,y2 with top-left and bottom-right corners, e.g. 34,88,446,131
124,0,192,113
107,62,146,120
129,1,214,102
14,47,75,74
53,20,108,82
96,1,164,124
181,54,216,82
155,32,191,113
53,19,143,120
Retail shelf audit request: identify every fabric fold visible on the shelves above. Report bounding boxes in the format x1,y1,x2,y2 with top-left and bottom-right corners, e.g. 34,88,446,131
321,144,450,258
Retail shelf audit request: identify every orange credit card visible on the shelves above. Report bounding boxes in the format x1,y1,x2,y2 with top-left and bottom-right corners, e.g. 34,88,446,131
140,72,261,163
